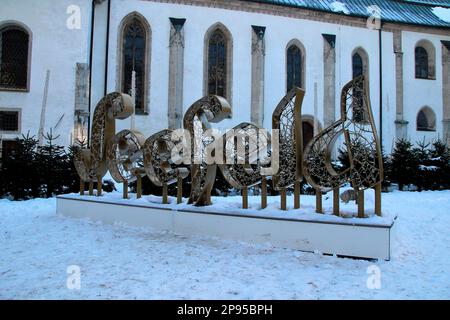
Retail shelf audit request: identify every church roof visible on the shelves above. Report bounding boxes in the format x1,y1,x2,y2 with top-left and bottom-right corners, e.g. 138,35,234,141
244,0,450,28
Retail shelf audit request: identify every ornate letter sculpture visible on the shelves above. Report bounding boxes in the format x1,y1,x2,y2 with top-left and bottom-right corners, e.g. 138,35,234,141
303,76,383,216
218,122,271,209
272,88,305,210
217,88,305,210
183,95,232,206
74,92,134,195
74,76,383,218
107,129,146,198
142,129,189,203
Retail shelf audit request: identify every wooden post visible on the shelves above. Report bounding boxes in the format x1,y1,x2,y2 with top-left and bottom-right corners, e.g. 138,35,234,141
242,187,248,209
123,180,128,199
136,175,142,199
375,183,382,217
261,177,267,209
280,188,287,211
333,188,340,216
88,181,94,196
206,188,212,206
80,179,84,196
358,190,365,218
97,177,102,197
316,189,323,213
162,183,168,204
294,181,301,209
177,176,183,204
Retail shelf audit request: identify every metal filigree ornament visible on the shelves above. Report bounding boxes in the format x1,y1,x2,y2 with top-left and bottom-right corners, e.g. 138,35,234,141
219,122,271,189
74,92,134,182
303,76,383,192
107,129,146,183
272,87,305,190
183,95,232,206
142,129,189,187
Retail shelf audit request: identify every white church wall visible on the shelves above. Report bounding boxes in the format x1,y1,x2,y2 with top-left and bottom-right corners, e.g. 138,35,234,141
1,0,447,156
403,30,450,146
106,0,396,148
0,0,90,146
381,31,398,154
90,0,108,124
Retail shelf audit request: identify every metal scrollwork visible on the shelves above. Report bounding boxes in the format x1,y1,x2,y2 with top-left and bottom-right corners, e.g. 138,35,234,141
142,129,189,187
272,87,305,190
107,129,146,183
74,92,134,182
183,95,232,206
219,122,270,189
303,76,383,191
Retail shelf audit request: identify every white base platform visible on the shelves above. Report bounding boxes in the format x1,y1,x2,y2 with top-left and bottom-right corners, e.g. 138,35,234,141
56,195,394,260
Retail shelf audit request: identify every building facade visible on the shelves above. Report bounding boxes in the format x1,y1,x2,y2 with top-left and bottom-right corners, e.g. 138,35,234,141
0,0,449,158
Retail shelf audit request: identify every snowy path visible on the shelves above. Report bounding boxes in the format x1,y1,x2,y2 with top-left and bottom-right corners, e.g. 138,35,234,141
0,191,449,299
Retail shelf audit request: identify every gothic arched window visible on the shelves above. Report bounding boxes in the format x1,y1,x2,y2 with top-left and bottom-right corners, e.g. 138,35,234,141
0,25,30,90
417,106,436,131
286,44,303,92
415,40,436,80
207,29,227,98
351,49,369,123
415,46,429,79
352,48,369,79
120,15,150,114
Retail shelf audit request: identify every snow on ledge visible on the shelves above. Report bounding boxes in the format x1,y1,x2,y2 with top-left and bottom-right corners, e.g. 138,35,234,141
59,190,396,227
432,6,450,23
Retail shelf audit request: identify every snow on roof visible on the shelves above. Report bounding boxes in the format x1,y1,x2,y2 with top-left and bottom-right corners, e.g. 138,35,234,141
432,6,450,23
244,0,450,28
330,1,350,15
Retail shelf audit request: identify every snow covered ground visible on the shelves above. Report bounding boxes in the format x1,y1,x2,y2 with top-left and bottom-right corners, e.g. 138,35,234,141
1,190,449,299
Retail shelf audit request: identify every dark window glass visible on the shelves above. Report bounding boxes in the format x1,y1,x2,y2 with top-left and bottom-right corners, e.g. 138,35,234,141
0,27,29,89
415,46,429,79
302,121,314,148
417,110,428,130
352,53,366,123
0,111,19,131
1,140,19,159
208,29,227,98
287,45,302,92
416,109,435,131
122,19,146,113
352,53,363,78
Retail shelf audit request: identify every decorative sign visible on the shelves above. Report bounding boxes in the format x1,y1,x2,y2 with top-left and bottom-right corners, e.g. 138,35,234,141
74,76,383,217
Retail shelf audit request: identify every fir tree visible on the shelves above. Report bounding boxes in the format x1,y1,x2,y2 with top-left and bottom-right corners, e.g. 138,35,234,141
2,133,40,200
36,130,68,198
390,139,418,191
413,139,431,191
429,139,450,190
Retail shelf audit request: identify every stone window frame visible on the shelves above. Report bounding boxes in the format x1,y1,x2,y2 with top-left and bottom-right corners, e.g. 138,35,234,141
116,12,151,115
416,106,436,132
203,22,233,104
0,21,32,92
351,47,370,123
285,39,306,93
351,47,369,79
0,107,21,134
415,39,436,80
